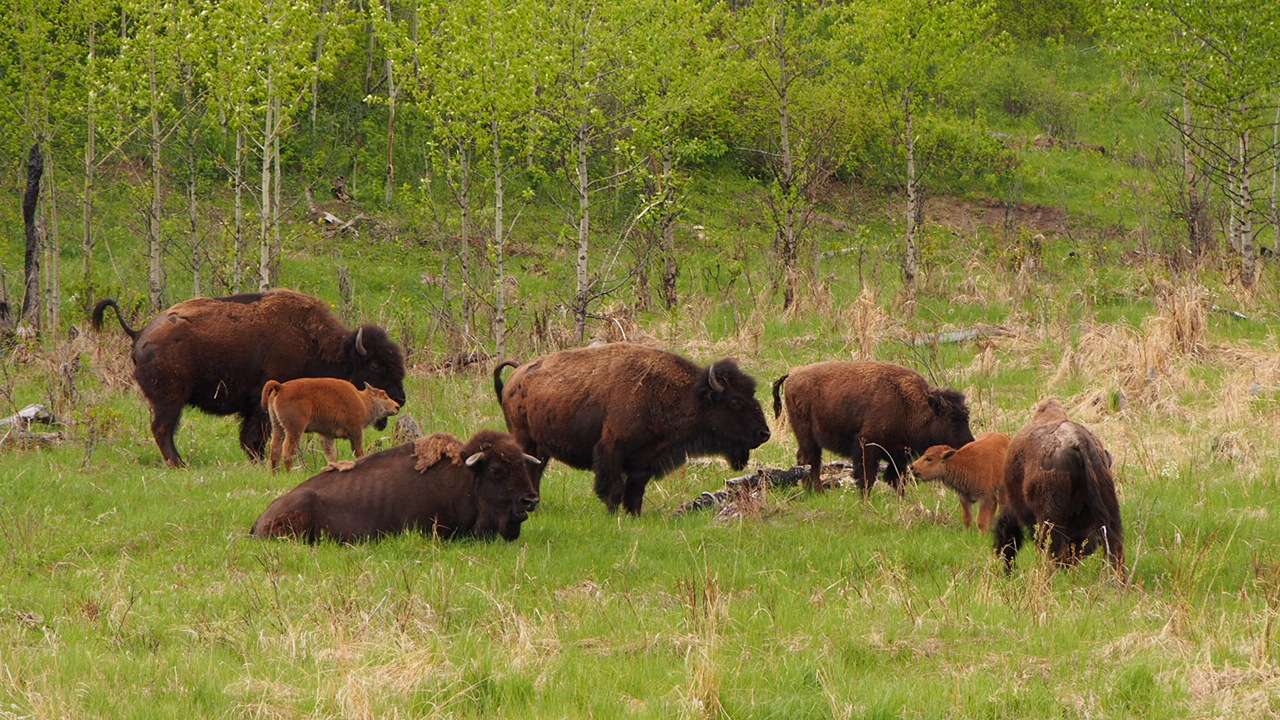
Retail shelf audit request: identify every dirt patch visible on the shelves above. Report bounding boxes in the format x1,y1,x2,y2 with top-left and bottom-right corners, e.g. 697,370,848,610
928,196,1075,239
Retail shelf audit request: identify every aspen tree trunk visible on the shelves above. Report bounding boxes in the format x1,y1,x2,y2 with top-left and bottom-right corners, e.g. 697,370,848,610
83,24,97,293
492,121,508,359
272,97,283,282
457,142,473,335
904,101,921,294
383,0,396,207
574,122,591,342
259,81,274,291
45,153,60,331
21,144,43,332
234,127,245,292
148,58,166,310
777,34,798,311
1237,133,1258,287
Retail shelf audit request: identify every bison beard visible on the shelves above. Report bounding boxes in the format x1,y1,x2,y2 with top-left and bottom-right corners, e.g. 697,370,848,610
493,342,772,515
995,399,1125,579
92,289,406,467
251,429,542,543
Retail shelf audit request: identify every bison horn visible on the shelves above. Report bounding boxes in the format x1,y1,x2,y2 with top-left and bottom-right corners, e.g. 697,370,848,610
708,365,724,393
524,454,541,466
465,451,485,468
355,327,368,356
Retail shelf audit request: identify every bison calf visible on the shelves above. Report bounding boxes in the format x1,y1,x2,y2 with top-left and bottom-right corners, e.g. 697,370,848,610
772,361,974,494
494,342,772,515
995,399,1125,578
909,431,1011,532
251,429,542,542
262,377,400,471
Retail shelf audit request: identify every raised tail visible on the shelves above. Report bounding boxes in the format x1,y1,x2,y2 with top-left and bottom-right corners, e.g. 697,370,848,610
261,380,283,415
493,360,520,404
771,374,789,419
91,298,141,342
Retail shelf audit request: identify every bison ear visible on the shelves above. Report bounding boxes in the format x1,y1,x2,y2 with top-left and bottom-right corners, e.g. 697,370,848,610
941,449,957,460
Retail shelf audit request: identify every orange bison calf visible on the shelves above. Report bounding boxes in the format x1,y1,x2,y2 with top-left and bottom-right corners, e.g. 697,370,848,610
995,399,1125,577
909,431,1011,532
251,429,542,542
262,377,400,471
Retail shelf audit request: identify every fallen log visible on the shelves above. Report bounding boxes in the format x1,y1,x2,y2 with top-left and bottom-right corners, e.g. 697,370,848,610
672,461,858,517
910,325,1014,347
0,403,54,428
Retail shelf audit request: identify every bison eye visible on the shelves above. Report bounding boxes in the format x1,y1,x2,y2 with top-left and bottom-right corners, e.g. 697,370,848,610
728,398,742,410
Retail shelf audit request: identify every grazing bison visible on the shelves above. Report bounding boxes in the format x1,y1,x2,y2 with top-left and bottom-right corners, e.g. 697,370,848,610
251,429,542,542
92,289,406,467
994,398,1125,577
262,377,401,472
772,361,974,494
493,342,772,515
909,431,1011,532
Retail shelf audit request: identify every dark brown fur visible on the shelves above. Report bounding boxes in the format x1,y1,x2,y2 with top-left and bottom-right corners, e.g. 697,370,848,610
493,342,772,515
994,399,1125,577
92,290,406,467
250,429,541,542
263,377,401,471
910,431,1011,532
772,361,974,494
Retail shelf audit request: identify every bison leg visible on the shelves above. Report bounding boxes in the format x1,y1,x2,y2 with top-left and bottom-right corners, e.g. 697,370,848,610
239,411,271,462
975,498,998,533
795,439,825,492
993,511,1024,573
621,474,652,516
881,447,910,496
959,499,975,529
268,423,285,471
593,470,626,513
280,429,303,472
858,440,879,497
150,403,186,467
319,434,340,463
348,430,364,460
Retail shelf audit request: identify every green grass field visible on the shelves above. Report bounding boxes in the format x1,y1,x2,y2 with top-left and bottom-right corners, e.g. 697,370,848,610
4,236,1280,718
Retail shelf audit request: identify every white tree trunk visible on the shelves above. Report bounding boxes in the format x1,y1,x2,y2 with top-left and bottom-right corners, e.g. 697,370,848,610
148,51,165,310
492,120,507,358
574,122,591,342
259,83,275,291
904,103,921,294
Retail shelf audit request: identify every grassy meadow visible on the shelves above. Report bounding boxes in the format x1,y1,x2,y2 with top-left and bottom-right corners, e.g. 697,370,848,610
4,227,1280,719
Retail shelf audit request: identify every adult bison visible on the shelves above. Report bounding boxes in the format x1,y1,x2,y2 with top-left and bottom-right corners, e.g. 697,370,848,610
493,342,772,515
251,429,542,542
92,289,406,467
995,398,1125,578
772,361,974,494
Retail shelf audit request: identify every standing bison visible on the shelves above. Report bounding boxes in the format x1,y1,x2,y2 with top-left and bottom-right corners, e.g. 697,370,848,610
995,398,1125,577
493,342,772,515
92,289,406,467
772,361,974,494
251,429,542,542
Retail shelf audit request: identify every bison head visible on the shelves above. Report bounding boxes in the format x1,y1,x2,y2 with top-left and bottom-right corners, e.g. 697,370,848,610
695,359,772,470
463,430,542,541
344,324,408,429
923,388,975,451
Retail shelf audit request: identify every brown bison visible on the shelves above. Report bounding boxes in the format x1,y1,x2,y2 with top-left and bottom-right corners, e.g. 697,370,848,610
772,361,974,494
493,342,772,515
251,429,542,542
994,398,1125,577
92,289,406,467
262,377,401,472
909,431,1011,532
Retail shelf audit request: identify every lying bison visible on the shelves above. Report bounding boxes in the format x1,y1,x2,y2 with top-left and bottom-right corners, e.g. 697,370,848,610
92,289,406,467
772,361,974,494
493,342,772,515
251,429,542,542
909,431,1011,532
263,377,401,472
995,398,1125,577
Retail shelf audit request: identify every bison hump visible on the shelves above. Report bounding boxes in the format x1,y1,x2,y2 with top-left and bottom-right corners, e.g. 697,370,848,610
413,432,465,472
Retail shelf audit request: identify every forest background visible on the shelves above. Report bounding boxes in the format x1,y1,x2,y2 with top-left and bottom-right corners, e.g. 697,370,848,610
3,0,1280,717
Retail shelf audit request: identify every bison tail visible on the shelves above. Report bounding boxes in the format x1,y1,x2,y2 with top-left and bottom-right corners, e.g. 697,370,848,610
492,360,520,404
261,380,283,413
770,374,789,419
90,298,141,342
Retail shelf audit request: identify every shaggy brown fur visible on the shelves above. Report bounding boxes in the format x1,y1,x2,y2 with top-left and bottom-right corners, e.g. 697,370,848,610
413,432,465,471
263,377,400,472
772,361,974,494
251,429,542,542
910,431,1011,532
995,399,1125,577
493,342,772,515
93,290,406,467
